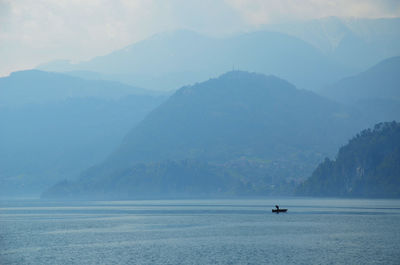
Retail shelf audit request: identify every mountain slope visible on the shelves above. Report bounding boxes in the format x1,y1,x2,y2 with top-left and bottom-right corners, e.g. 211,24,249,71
321,56,400,123
0,69,155,107
38,30,350,91
44,71,367,199
296,121,400,198
322,56,400,103
263,17,400,69
0,70,165,196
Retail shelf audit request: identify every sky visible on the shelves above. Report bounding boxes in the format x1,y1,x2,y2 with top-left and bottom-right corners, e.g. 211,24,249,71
1,0,400,76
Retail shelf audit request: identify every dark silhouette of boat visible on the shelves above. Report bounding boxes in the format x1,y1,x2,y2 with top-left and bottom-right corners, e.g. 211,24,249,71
272,205,287,213
272,209,287,213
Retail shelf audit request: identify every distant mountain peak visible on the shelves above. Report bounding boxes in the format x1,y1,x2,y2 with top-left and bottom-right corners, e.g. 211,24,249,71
175,71,297,98
366,56,400,73
219,70,259,78
0,69,157,106
218,70,281,80
215,70,295,89
37,29,351,91
9,69,49,77
322,55,400,104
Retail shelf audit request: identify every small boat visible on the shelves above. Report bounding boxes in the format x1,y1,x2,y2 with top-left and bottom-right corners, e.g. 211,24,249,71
272,205,287,213
272,209,287,213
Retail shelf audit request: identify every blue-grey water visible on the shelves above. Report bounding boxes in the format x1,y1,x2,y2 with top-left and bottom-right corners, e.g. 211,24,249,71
1,198,400,265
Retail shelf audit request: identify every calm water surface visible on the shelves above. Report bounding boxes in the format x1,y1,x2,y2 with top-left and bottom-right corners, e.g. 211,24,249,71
1,198,399,264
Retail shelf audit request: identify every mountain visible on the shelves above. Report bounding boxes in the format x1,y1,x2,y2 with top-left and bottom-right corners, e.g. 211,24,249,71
322,56,400,103
0,69,157,107
320,56,400,123
0,70,166,196
296,121,400,198
38,30,351,91
263,17,400,69
109,71,360,164
43,71,367,199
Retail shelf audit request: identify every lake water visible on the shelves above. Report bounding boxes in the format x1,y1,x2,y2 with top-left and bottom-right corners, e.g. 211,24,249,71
1,198,400,264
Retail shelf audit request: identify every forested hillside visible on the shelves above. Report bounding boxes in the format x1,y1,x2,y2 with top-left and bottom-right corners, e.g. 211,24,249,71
297,121,400,198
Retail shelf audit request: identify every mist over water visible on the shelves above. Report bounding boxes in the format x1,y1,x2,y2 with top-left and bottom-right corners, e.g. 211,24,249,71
1,199,400,265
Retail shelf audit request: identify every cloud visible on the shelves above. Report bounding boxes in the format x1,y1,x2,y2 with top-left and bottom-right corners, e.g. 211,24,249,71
0,1,165,75
225,0,400,24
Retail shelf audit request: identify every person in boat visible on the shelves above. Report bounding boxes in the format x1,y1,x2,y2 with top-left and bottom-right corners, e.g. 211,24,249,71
275,205,279,210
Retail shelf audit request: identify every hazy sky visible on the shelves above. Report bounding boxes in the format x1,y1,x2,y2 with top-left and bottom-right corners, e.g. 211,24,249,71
1,0,400,76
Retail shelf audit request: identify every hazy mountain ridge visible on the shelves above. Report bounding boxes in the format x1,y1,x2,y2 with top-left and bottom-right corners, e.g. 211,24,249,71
322,56,400,103
296,121,400,198
0,70,156,107
43,71,367,198
38,30,350,91
263,17,400,69
0,71,166,196
321,56,400,123
38,18,400,93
